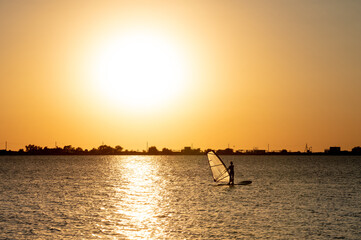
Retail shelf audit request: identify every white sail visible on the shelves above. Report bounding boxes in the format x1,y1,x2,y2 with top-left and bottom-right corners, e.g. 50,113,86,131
207,150,230,183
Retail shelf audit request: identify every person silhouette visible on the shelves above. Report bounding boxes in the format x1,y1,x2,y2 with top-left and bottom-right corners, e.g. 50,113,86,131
228,161,234,185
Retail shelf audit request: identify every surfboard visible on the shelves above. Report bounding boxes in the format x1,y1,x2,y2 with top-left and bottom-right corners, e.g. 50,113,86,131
217,180,252,186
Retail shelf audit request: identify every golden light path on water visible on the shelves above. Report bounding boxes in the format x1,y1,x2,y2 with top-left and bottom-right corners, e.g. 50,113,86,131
111,156,167,239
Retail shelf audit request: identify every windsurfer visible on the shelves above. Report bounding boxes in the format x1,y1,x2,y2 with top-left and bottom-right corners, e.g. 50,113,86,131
228,161,234,185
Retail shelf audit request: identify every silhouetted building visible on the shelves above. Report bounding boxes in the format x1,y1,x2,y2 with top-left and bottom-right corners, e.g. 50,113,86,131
216,148,234,155
325,146,341,154
181,147,201,155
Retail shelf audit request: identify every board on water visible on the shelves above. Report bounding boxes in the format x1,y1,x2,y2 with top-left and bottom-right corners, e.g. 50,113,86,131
206,150,252,185
216,180,252,186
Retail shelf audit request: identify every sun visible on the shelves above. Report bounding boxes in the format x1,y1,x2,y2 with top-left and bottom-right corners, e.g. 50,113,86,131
91,29,188,111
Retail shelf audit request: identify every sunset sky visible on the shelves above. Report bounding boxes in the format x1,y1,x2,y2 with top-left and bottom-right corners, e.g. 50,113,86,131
1,1,361,152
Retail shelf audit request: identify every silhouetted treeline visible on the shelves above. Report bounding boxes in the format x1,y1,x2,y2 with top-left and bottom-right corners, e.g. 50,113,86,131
1,145,361,155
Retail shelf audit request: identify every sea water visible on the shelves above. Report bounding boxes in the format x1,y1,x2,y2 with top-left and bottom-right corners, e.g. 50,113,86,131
0,155,360,239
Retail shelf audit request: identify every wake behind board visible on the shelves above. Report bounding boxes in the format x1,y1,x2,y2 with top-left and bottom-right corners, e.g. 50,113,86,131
217,180,252,186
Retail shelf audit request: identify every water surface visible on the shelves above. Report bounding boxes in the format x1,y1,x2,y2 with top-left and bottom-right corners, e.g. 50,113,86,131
0,155,360,239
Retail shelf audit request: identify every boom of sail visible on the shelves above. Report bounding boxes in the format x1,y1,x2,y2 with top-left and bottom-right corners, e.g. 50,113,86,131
207,150,230,183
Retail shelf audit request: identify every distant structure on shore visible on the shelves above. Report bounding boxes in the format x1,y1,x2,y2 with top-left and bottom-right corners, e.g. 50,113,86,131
1,144,361,156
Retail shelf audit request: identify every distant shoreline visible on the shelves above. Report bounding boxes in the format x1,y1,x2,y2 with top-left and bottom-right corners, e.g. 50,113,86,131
1,144,360,156
1,152,361,156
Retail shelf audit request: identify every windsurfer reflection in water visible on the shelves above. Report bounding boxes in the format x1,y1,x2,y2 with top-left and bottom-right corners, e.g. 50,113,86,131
228,161,234,185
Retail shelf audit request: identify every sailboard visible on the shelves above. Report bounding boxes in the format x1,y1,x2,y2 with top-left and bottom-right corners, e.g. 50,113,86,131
207,150,252,186
216,181,252,186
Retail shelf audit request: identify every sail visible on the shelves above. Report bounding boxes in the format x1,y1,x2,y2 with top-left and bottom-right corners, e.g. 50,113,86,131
207,150,230,183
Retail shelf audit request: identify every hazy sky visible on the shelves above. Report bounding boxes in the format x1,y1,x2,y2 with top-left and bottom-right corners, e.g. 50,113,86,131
1,0,361,152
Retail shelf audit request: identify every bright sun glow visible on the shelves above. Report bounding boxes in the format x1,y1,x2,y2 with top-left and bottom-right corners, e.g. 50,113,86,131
92,29,188,111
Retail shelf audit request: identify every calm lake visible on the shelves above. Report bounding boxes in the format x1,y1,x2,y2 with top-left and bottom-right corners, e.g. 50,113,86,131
0,155,360,239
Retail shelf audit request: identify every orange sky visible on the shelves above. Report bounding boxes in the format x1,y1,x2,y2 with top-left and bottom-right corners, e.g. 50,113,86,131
1,1,361,152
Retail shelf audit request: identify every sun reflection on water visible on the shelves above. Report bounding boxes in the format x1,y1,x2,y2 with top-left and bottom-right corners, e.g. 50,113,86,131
113,156,166,239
